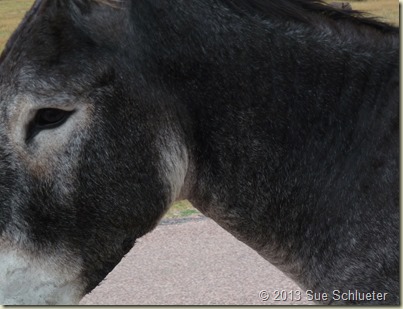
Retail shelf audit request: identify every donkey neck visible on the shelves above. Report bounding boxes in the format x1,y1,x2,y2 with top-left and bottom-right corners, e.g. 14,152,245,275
180,30,398,293
179,16,396,295
132,1,399,298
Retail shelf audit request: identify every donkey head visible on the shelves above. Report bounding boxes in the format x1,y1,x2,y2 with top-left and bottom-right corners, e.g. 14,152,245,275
0,0,188,304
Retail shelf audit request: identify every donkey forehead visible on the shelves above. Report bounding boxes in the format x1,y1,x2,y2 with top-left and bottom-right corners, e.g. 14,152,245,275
0,46,115,108
0,68,93,116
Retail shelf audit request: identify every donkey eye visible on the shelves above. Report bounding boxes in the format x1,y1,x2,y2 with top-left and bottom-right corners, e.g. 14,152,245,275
35,108,73,127
26,108,75,142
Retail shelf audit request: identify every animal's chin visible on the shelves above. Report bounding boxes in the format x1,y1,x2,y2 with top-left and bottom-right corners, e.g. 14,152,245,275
0,245,85,305
1,294,83,306
0,276,84,305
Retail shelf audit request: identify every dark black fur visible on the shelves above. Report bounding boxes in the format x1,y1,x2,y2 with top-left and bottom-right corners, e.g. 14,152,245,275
0,0,399,304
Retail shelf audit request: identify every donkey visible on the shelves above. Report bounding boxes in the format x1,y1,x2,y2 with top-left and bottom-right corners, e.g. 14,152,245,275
0,0,399,305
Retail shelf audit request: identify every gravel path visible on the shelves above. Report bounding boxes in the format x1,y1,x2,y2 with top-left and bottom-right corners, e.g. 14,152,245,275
80,217,314,305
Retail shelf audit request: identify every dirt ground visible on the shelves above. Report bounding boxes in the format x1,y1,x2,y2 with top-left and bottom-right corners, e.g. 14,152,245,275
80,217,314,305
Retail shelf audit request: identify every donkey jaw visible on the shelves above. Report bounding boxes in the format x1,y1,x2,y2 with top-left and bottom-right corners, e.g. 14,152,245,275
0,248,84,305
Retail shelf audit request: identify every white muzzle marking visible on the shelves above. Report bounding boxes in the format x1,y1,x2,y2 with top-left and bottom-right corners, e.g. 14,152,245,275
0,248,84,305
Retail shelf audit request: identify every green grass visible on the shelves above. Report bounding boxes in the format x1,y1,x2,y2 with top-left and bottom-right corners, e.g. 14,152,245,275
165,200,201,219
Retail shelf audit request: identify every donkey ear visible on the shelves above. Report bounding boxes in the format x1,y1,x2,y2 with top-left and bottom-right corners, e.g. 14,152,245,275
92,0,123,7
70,0,122,14
68,0,128,45
79,0,123,9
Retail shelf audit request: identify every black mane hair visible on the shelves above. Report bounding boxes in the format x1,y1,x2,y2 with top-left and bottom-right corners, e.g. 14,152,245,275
1,0,398,65
89,0,398,34
222,0,398,33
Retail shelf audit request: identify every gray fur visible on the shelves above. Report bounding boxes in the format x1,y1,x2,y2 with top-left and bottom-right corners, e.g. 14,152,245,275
0,0,399,305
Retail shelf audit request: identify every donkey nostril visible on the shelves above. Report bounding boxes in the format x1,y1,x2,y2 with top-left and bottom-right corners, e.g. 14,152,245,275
25,108,75,142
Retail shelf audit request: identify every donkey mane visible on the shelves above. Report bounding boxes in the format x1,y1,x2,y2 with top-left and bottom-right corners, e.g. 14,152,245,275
222,0,398,33
90,0,398,34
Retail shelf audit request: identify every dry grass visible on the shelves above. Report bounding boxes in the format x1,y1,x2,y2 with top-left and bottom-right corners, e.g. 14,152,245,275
325,0,399,25
0,0,34,51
